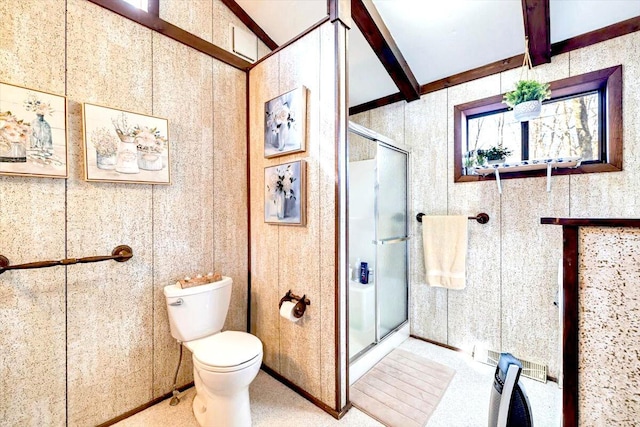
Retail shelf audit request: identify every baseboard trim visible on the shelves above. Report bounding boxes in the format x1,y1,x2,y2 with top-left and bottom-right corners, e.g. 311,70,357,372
410,334,465,353
96,365,357,426
260,364,352,420
96,382,195,427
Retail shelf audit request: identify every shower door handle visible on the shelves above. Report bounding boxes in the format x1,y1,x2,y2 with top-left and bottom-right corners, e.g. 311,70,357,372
371,236,410,245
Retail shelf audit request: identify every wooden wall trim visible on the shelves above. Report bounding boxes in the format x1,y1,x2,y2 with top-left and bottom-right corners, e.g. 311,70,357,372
521,0,551,66
86,0,252,71
249,16,331,69
96,382,194,427
260,365,352,419
422,54,524,95
350,19,640,115
541,218,640,227
351,0,420,102
220,0,279,50
552,16,640,56
349,92,404,116
409,335,465,353
541,219,640,426
561,225,579,427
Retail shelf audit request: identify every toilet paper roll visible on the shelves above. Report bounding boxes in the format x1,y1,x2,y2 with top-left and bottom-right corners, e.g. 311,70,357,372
279,301,301,322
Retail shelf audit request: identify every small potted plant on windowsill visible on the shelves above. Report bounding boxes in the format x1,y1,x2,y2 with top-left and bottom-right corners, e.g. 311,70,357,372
478,145,513,165
503,79,551,122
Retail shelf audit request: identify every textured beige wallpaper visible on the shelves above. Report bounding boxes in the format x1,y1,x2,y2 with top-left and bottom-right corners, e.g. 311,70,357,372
353,30,640,383
0,0,67,425
578,227,640,425
0,0,249,425
160,0,271,62
248,21,339,409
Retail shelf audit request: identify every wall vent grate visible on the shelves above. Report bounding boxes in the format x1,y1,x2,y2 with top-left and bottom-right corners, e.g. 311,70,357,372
478,349,547,383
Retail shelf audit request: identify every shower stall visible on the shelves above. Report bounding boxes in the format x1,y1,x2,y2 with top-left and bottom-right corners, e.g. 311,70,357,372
347,122,410,384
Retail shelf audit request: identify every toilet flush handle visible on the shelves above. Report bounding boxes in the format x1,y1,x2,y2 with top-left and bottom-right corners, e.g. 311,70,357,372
169,298,184,306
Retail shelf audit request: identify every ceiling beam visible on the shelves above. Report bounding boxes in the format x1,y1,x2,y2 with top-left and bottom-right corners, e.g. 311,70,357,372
351,0,420,102
350,15,640,115
220,0,279,51
521,0,551,66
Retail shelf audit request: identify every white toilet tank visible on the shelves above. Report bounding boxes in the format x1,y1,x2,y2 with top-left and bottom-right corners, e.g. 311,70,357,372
164,276,233,342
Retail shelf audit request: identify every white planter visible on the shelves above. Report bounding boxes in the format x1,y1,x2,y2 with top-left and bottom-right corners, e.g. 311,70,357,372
513,100,542,122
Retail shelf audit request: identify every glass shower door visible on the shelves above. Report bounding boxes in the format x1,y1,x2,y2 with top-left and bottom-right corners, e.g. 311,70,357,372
375,142,408,339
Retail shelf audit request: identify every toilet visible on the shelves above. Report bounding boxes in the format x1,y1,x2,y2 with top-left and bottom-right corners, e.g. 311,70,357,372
164,277,263,427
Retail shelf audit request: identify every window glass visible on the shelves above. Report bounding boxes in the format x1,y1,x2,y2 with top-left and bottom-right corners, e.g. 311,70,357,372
529,92,600,161
467,111,521,163
466,92,600,166
122,0,148,12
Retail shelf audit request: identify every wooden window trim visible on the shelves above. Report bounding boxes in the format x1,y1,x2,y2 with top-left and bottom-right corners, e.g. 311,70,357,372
454,65,622,183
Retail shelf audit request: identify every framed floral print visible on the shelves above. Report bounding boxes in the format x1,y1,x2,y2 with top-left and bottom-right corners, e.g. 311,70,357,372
264,160,306,226
264,86,307,158
0,82,68,178
82,103,170,185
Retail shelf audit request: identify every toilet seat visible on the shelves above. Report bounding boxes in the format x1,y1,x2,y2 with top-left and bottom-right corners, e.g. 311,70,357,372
185,331,263,373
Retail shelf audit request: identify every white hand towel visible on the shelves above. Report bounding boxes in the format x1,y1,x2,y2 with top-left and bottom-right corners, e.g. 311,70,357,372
422,215,468,289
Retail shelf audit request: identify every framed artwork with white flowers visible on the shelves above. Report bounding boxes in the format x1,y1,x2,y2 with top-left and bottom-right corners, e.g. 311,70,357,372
264,160,306,226
264,86,307,158
82,103,170,184
0,81,68,178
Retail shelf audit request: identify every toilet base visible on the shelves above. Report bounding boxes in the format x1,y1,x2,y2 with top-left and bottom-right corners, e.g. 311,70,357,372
192,386,252,427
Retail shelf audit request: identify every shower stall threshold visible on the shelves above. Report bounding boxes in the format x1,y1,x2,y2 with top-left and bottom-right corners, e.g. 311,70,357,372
349,322,410,385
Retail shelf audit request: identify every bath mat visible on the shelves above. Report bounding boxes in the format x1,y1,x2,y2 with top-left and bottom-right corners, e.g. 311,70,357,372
350,349,455,427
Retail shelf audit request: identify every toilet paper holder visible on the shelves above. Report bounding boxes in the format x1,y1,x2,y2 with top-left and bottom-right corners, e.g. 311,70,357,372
279,290,311,318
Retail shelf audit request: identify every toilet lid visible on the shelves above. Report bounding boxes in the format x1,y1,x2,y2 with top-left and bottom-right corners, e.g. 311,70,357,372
187,331,262,368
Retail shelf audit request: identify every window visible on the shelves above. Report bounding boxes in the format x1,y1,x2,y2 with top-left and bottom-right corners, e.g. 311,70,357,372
454,66,622,182
122,0,148,12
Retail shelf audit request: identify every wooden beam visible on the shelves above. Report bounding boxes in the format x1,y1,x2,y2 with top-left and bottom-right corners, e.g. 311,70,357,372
521,0,551,66
220,0,279,51
351,19,640,115
86,0,252,71
351,0,420,102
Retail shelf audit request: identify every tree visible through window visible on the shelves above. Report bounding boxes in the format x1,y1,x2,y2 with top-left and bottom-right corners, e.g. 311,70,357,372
467,91,601,164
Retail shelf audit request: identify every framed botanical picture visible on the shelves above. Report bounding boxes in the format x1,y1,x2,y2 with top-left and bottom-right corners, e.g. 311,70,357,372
82,103,170,185
264,86,307,158
264,160,306,226
0,82,68,178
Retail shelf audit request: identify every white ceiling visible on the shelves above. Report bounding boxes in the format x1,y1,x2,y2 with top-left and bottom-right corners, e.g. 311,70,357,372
235,0,640,108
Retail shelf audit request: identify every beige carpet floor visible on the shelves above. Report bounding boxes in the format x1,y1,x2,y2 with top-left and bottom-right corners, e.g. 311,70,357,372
350,348,456,427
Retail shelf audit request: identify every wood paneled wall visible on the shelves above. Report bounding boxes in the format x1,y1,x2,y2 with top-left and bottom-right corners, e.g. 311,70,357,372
0,1,250,425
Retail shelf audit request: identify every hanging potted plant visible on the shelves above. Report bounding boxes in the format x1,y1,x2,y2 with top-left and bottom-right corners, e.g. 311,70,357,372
503,79,551,122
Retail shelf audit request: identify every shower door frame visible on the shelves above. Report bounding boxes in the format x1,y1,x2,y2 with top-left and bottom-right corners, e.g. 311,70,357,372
347,122,411,374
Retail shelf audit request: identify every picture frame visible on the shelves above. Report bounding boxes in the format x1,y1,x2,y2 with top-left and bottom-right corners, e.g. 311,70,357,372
264,160,306,226
264,86,307,158
82,103,170,185
0,81,68,178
